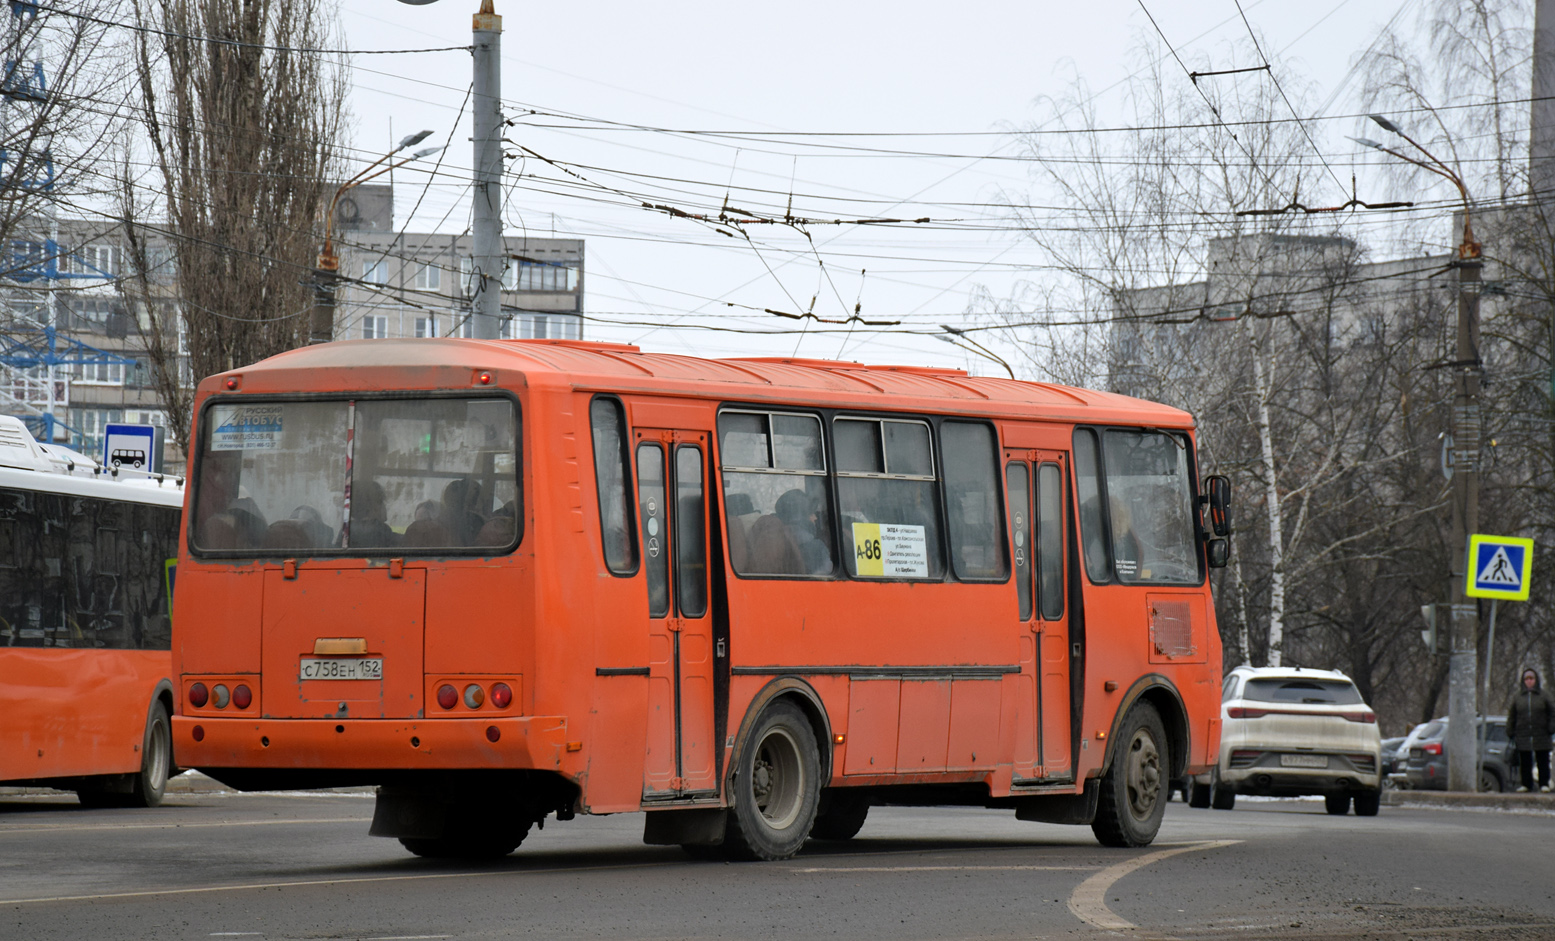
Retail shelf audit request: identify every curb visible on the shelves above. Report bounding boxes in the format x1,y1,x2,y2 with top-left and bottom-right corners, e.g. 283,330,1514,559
1383,788,1555,813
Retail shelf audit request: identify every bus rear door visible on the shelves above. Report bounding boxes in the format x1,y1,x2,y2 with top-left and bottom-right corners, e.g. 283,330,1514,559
1005,451,1073,782
634,430,717,801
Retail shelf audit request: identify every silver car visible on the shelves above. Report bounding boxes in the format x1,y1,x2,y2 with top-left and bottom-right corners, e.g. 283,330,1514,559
1190,666,1383,815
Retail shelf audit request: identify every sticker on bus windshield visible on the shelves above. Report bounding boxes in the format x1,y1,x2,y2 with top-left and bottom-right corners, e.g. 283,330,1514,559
852,522,928,578
210,404,284,451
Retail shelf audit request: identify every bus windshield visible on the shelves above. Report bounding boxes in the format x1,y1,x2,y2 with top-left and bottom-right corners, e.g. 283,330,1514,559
193,396,520,555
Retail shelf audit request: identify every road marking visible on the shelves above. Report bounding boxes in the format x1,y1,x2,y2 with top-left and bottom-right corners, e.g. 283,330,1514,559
790,864,1099,873
0,862,654,906
1068,840,1240,932
0,817,368,835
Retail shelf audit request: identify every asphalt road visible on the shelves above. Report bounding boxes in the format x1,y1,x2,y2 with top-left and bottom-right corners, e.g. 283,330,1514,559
2,786,1552,941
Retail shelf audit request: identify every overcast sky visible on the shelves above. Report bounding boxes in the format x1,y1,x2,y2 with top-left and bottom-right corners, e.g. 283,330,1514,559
335,0,1423,373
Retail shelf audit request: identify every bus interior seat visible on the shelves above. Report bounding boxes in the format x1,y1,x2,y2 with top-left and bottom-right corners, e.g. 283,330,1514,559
261,519,313,550
473,517,515,547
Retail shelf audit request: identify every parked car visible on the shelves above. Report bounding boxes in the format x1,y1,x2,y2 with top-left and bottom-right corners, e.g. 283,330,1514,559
1379,735,1408,783
1190,666,1383,815
1391,716,1516,792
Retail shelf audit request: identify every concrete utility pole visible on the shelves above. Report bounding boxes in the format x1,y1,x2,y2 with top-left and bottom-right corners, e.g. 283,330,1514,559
1533,0,1555,199
469,1,504,340
1356,117,1482,791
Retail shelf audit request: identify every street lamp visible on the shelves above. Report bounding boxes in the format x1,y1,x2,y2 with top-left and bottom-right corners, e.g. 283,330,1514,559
309,133,441,345
1355,115,1484,793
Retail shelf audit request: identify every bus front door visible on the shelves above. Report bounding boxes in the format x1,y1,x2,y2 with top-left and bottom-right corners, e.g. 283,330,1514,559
1005,453,1073,783
635,432,717,801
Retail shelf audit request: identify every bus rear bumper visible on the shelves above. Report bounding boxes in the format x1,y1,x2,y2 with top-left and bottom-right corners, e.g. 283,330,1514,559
171,715,568,772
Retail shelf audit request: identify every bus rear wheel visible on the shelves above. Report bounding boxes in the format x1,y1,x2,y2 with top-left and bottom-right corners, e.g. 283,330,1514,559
399,826,527,860
723,701,819,861
76,701,172,809
810,790,869,841
1091,702,1168,847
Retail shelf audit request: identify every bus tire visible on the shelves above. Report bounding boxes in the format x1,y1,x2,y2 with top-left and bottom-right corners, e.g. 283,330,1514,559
399,824,528,860
809,790,869,841
1091,701,1168,848
723,700,820,861
128,701,173,808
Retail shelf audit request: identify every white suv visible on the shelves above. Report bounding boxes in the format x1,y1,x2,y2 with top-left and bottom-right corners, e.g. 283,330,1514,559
1191,666,1383,816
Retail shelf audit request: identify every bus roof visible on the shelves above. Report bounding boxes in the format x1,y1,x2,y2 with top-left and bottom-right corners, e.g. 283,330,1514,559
0,416,183,505
202,338,1195,429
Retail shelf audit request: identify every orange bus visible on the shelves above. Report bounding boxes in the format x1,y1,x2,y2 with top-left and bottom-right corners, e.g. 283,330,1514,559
0,416,181,806
173,339,1229,858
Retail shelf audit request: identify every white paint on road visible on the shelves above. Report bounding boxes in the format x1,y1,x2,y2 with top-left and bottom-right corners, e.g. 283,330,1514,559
1067,840,1240,932
790,864,1099,872
0,817,369,835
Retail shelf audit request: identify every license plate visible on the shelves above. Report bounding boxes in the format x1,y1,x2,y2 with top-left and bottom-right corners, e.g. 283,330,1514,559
1280,753,1328,768
299,657,383,681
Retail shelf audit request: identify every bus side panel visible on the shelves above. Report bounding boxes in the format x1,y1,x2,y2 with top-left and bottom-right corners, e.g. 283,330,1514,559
0,649,166,781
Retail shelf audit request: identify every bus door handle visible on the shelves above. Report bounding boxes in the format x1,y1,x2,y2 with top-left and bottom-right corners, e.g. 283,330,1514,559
667,619,683,633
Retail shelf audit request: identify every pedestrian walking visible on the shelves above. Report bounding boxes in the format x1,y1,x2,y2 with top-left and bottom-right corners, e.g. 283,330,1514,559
1507,667,1555,792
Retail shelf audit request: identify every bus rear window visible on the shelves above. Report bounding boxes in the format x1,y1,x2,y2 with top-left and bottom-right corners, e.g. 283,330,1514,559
193,397,520,555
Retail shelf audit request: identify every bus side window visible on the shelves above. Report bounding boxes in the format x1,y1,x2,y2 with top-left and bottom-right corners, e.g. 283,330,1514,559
835,417,943,580
1005,463,1032,620
589,397,638,575
1072,428,1110,583
674,446,707,618
637,443,670,618
940,421,1007,581
717,410,835,578
1037,463,1065,620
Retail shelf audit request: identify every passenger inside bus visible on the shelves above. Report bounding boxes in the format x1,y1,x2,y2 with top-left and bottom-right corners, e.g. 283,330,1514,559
775,489,832,575
441,478,486,546
346,480,400,549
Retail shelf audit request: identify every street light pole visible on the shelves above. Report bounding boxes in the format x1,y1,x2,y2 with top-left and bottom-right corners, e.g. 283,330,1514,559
470,1,504,340
1357,116,1483,793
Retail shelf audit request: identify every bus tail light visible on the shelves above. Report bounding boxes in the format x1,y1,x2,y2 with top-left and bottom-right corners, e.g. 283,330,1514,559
437,685,458,710
188,683,209,708
213,684,230,709
464,684,485,709
486,725,500,742
233,685,252,710
490,682,512,709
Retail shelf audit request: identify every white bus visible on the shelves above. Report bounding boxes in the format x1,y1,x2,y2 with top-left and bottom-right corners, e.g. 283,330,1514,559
0,416,184,806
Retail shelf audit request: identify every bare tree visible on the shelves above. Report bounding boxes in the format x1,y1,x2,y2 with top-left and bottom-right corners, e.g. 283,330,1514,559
0,3,130,288
120,0,347,450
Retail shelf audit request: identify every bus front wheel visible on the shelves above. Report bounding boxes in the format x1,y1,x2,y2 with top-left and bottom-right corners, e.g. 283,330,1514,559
723,701,820,860
1091,701,1168,848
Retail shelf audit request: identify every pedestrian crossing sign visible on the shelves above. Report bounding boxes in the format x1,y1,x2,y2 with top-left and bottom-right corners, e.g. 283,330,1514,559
1465,534,1534,601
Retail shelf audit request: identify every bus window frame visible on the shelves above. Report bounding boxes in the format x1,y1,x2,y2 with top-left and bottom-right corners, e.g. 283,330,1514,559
589,394,639,577
936,418,1009,584
715,406,836,582
1078,424,1205,588
830,412,947,583
187,388,524,561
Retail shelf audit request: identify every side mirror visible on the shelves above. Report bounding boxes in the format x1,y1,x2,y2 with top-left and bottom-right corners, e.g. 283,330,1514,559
1205,475,1231,538
1206,537,1229,568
